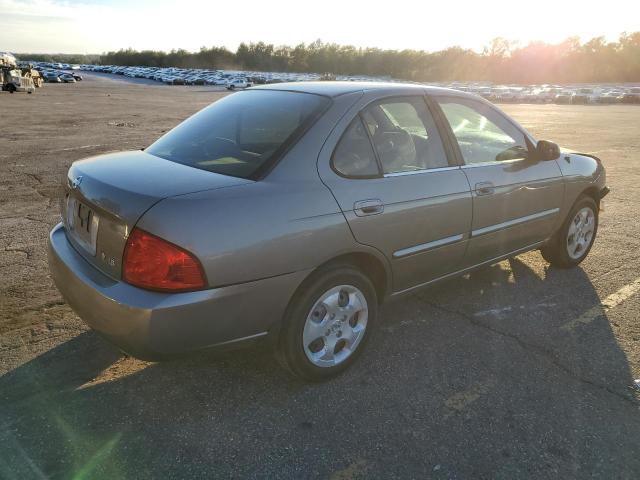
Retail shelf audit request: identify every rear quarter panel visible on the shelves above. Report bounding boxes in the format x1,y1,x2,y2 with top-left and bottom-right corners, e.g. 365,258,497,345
136,179,363,287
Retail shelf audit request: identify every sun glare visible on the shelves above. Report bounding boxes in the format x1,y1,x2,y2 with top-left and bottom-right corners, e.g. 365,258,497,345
0,0,638,53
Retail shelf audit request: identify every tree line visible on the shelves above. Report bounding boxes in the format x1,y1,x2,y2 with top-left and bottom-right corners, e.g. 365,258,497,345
18,32,640,84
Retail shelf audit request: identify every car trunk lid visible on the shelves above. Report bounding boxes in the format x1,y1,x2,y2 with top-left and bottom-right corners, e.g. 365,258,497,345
63,150,251,280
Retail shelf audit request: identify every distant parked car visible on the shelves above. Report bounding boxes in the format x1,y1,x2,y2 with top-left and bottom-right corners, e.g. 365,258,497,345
554,91,574,104
540,88,562,103
58,73,76,83
161,74,185,85
598,91,622,104
496,89,519,103
573,88,599,104
193,77,207,85
49,82,608,380
249,75,267,84
621,88,640,104
226,78,252,90
43,72,62,83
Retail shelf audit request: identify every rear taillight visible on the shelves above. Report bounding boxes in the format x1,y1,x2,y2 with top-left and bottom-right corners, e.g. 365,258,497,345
123,228,206,292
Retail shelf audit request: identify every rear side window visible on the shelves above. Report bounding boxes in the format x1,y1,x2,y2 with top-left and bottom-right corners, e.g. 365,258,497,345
332,117,380,178
362,98,450,174
147,90,329,179
379,102,427,137
332,97,450,178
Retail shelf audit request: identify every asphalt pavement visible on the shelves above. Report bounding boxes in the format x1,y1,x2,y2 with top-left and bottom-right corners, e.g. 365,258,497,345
1,75,638,479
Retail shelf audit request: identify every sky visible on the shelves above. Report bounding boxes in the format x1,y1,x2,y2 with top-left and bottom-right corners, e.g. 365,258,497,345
1,0,639,54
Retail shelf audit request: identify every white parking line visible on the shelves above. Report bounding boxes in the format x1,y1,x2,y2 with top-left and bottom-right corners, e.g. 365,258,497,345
561,278,640,332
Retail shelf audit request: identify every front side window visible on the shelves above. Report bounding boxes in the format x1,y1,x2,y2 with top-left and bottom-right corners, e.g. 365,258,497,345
436,97,529,165
147,90,329,179
361,98,449,174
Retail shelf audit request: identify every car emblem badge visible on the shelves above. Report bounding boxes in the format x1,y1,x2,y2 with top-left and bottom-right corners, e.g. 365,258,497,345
71,176,83,189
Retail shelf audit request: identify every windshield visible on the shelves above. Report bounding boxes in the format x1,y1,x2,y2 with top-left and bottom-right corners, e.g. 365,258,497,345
147,90,329,179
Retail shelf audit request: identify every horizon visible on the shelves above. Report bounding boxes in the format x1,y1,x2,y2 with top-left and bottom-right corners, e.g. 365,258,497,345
1,0,639,54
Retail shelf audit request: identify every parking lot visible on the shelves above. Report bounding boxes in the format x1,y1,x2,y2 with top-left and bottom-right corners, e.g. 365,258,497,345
1,73,639,479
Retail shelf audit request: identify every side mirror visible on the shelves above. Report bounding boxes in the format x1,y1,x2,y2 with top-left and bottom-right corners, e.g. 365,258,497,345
536,140,561,161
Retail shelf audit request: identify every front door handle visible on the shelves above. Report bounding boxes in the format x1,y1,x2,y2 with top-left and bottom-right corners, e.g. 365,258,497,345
475,182,495,196
354,199,384,216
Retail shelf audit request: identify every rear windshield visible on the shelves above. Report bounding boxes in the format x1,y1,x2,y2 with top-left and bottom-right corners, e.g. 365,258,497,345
147,90,329,179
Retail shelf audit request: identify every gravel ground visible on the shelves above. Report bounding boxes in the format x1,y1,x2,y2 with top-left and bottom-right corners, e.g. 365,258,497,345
1,74,639,479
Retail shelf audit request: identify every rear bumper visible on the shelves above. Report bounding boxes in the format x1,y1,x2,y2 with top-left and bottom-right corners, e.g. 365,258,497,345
48,223,307,360
599,186,610,200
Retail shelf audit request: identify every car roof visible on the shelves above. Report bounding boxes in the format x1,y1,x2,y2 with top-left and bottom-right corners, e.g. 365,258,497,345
250,81,463,98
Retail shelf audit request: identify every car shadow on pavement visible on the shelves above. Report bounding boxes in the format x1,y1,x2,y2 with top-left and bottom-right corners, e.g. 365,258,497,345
1,255,639,479
416,256,637,398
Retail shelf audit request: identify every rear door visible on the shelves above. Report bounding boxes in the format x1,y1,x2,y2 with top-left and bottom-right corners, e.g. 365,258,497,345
318,94,472,293
432,95,564,266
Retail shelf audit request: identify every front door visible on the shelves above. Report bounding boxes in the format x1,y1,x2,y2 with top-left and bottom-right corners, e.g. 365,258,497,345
318,95,472,293
432,95,565,266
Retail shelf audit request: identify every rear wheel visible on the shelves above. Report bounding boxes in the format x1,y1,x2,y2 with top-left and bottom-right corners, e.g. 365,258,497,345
7,84,16,93
277,265,377,381
541,195,598,268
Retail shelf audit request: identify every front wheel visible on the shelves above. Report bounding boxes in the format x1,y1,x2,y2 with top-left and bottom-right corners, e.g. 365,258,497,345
277,265,377,381
541,195,598,268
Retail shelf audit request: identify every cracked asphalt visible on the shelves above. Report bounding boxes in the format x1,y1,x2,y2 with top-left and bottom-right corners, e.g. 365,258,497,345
1,75,639,479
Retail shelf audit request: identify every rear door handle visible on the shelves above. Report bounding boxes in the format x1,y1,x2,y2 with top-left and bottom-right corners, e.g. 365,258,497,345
354,199,384,216
475,182,495,196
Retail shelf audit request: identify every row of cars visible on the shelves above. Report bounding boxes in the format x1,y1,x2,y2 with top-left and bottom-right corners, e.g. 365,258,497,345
89,64,249,87
451,84,640,104
40,69,83,84
83,65,367,88
30,61,640,103
33,62,382,89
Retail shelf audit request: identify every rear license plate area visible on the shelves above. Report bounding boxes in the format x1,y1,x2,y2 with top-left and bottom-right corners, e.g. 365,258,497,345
66,196,99,256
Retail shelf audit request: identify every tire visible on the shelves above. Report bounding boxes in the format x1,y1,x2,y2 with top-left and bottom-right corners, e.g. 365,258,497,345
7,84,16,93
541,194,598,268
276,265,378,381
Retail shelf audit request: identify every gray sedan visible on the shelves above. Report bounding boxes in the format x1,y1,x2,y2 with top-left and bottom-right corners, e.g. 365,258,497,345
48,82,609,380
